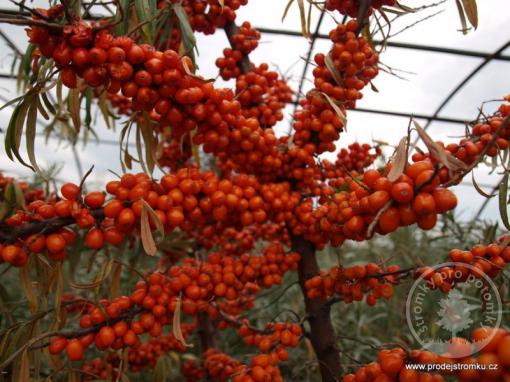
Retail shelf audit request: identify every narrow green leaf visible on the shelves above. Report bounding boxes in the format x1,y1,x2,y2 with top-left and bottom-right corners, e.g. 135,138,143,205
4,102,22,160
472,173,494,198
0,94,26,112
98,90,113,130
12,182,26,211
135,125,148,174
173,3,197,58
134,0,153,43
84,87,92,129
27,98,43,175
121,0,131,35
36,95,49,120
14,98,31,151
140,113,156,174
68,88,81,133
499,172,510,230
190,129,201,169
5,98,34,170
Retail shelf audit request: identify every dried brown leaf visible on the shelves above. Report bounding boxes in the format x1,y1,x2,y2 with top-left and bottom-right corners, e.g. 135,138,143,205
320,92,347,130
413,120,468,171
324,54,343,86
461,0,478,29
387,136,408,182
140,200,159,256
20,265,37,313
172,298,193,348
472,173,495,198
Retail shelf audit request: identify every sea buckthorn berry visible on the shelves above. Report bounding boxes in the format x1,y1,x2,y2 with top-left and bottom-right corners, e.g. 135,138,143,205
84,192,105,208
49,337,67,355
61,183,80,200
66,339,84,361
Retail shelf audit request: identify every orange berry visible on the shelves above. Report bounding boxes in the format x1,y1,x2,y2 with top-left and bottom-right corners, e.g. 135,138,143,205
66,339,84,361
84,192,105,209
61,183,80,200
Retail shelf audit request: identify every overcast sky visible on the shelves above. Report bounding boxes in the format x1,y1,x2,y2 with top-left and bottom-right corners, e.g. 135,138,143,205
0,0,508,224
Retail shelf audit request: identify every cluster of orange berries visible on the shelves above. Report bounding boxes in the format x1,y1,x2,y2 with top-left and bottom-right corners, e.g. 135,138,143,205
321,142,381,189
46,239,298,362
157,137,192,171
174,0,248,35
239,321,302,354
0,167,300,266
330,143,381,175
29,15,271,167
216,21,260,80
232,21,260,54
80,324,195,378
305,263,400,304
1,206,78,266
203,349,245,381
103,169,299,236
163,242,299,311
412,112,510,184
204,349,285,382
343,327,510,382
1,180,113,266
49,297,140,360
200,222,290,253
182,359,207,382
289,159,458,248
416,240,510,293
235,64,293,128
314,20,379,109
290,20,378,163
0,172,45,203
216,47,246,80
127,323,196,371
201,320,301,381
81,355,121,381
326,0,396,18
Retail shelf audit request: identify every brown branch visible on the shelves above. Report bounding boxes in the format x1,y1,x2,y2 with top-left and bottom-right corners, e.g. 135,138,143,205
0,208,105,243
443,113,510,187
0,14,63,33
292,234,342,382
356,0,374,36
223,21,253,74
197,311,217,351
366,200,392,238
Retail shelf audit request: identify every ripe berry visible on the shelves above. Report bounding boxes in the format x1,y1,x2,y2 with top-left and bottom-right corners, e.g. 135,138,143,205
66,339,84,361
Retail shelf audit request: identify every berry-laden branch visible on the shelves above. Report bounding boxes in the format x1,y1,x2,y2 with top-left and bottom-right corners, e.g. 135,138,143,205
0,306,143,372
0,208,104,243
